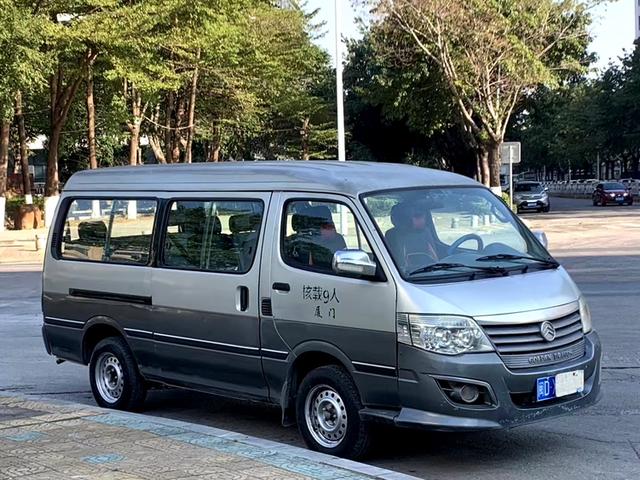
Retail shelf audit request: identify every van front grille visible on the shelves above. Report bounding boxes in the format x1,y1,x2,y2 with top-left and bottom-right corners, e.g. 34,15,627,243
480,310,585,369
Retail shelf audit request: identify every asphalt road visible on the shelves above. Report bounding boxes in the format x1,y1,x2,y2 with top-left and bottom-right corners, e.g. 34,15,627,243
1,196,639,479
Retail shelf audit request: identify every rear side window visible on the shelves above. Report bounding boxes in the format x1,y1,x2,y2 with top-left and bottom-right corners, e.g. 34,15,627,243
162,199,264,273
60,199,157,265
282,200,373,275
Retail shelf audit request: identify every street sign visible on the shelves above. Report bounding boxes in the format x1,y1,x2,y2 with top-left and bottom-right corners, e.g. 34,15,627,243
500,142,521,165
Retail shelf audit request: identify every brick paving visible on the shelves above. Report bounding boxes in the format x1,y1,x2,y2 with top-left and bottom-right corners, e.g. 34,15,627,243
0,396,414,480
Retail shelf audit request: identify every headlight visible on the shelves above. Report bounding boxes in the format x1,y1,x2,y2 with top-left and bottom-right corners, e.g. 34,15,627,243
579,296,592,333
397,314,494,355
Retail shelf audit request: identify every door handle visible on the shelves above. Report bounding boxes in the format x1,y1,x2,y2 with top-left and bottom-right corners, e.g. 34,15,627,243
238,286,249,312
272,282,290,292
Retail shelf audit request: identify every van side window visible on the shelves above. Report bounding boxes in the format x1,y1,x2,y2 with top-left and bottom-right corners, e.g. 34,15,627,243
282,200,373,275
60,199,157,265
162,200,264,273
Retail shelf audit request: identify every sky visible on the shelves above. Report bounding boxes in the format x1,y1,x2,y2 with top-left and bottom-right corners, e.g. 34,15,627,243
308,0,637,73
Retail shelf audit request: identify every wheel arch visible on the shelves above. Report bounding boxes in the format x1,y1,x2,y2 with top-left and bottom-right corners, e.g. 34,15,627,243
279,341,357,427
81,316,127,365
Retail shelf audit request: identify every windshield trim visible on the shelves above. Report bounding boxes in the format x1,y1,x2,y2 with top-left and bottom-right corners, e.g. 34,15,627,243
359,185,556,285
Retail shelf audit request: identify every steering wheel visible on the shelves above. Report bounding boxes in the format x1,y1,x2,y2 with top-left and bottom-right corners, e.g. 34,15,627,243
447,234,484,256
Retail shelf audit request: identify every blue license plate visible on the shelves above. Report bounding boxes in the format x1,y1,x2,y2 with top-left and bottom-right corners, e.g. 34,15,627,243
536,376,556,402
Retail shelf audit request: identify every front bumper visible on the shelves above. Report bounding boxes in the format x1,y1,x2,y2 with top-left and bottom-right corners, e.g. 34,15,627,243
516,197,549,210
366,332,601,431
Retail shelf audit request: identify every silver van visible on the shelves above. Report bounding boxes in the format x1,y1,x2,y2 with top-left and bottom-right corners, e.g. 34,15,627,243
42,162,601,458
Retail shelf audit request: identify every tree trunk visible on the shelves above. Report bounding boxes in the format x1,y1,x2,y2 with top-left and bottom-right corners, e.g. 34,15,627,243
46,126,62,197
149,136,166,164
209,123,221,162
301,117,310,161
0,119,9,197
46,51,96,197
185,51,200,164
172,95,185,163
16,92,32,202
478,149,490,187
487,139,502,190
129,126,140,166
165,91,174,163
86,64,98,169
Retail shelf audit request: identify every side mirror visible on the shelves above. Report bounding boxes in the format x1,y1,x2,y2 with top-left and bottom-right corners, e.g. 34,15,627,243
332,249,377,278
532,230,549,249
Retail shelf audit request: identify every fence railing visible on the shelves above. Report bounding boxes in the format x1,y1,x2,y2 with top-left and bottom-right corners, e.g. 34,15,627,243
542,181,640,198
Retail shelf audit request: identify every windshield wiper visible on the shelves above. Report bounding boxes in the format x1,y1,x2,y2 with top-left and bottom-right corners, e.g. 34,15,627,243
476,254,559,268
409,262,508,277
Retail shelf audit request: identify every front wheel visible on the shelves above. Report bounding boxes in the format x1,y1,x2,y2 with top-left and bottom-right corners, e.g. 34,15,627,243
89,336,146,411
296,365,371,459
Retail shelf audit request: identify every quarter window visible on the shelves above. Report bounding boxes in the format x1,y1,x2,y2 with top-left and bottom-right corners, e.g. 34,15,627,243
282,200,373,275
162,200,264,273
60,199,157,265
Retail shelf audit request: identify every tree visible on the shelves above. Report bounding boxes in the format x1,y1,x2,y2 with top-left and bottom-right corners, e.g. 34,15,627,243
374,0,592,188
344,34,479,174
0,0,50,229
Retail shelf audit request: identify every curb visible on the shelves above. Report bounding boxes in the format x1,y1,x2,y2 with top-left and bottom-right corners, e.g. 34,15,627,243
0,392,419,480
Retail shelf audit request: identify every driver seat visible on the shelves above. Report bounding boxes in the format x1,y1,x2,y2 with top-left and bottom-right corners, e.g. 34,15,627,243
385,202,438,271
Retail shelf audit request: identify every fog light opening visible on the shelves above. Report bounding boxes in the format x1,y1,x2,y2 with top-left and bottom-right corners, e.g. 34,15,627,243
455,384,480,404
436,379,494,407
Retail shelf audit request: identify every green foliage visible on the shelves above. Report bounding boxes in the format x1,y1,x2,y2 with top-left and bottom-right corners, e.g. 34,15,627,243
510,44,640,178
370,0,593,184
0,1,51,119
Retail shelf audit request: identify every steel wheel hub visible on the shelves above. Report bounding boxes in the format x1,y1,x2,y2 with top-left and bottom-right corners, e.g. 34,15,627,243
95,353,124,403
304,385,347,448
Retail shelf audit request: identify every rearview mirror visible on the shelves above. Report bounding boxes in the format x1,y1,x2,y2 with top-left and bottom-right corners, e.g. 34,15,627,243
532,230,549,249
332,249,377,278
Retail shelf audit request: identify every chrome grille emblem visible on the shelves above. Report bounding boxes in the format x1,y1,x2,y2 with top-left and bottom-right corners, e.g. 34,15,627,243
540,321,556,342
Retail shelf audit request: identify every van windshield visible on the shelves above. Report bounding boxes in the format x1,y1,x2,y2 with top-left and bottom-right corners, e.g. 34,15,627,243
362,187,555,283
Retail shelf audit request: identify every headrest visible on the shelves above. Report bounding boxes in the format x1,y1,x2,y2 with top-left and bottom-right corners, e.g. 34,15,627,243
304,206,334,228
292,213,307,233
291,205,335,233
229,214,261,233
77,221,107,242
390,203,411,229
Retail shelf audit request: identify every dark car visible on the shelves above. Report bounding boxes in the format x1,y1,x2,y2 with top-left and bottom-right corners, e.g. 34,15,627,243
592,182,634,206
513,181,550,213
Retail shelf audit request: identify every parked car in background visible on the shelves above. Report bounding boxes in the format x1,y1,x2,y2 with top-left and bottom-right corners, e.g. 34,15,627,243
513,181,551,213
592,182,634,206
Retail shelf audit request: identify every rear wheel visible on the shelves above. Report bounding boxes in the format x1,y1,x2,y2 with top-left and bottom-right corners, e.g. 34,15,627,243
296,365,371,459
89,336,146,411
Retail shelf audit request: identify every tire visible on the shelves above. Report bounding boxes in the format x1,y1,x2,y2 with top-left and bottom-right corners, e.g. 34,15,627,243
89,336,146,411
543,205,550,213
296,365,371,459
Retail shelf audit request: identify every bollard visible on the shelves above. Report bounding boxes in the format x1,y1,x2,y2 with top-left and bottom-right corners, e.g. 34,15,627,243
35,234,46,251
471,215,479,228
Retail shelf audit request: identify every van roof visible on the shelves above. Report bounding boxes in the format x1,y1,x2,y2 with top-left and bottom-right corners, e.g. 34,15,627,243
63,161,478,196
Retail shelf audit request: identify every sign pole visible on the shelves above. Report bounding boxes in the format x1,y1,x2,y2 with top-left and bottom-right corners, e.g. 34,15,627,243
509,149,514,210
335,0,346,163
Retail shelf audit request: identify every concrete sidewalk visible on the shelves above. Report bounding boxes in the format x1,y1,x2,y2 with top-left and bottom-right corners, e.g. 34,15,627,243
0,395,415,480
0,228,47,265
